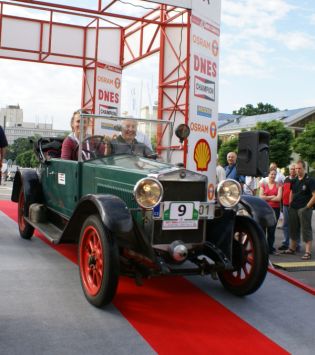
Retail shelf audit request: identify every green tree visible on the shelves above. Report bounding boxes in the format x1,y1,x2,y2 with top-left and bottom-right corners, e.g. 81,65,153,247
293,122,315,168
218,137,238,166
233,102,279,116
16,150,39,168
6,137,34,161
254,120,293,168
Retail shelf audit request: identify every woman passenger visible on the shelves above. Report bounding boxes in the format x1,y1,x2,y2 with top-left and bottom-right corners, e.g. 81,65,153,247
61,110,89,160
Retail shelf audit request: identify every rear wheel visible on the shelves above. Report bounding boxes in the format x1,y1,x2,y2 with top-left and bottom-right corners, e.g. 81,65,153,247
78,215,119,308
18,187,34,239
218,216,268,296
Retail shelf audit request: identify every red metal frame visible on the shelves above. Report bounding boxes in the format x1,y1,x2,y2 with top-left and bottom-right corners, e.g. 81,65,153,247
0,0,191,162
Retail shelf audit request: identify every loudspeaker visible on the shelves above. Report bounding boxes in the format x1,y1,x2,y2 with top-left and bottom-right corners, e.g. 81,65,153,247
236,131,270,177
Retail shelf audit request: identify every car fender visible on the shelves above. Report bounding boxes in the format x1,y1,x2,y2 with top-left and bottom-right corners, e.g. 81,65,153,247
61,194,133,243
11,169,43,217
238,195,276,228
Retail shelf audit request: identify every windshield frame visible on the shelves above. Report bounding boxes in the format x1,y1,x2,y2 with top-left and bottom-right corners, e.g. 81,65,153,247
77,112,174,163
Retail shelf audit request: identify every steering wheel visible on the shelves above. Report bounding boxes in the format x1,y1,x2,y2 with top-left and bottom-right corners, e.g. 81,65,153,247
80,135,106,160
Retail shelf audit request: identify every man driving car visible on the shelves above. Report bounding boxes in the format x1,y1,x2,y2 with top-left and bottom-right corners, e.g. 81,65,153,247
111,118,153,157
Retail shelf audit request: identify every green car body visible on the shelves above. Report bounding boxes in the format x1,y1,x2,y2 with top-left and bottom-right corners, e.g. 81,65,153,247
11,133,274,308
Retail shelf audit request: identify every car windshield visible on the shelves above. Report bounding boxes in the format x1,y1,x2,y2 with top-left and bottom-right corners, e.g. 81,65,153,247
76,113,178,163
92,154,174,174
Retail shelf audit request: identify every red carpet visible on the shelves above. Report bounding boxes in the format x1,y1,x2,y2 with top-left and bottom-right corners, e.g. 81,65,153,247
0,200,288,354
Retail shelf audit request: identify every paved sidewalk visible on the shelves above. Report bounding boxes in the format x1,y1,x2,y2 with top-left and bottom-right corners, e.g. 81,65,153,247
269,212,315,289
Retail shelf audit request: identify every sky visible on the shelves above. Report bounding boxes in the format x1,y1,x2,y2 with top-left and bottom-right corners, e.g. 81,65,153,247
0,0,315,129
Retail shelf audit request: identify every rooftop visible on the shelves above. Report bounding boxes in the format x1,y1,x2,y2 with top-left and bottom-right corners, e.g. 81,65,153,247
218,107,315,133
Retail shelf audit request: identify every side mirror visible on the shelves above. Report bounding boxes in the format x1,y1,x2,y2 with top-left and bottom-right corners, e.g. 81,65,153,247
237,131,270,177
175,124,190,143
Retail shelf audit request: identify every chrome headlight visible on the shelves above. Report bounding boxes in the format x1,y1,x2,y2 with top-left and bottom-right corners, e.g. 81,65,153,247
217,179,241,208
133,178,163,209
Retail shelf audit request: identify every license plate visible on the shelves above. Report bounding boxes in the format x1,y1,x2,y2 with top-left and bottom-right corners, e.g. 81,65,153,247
157,201,214,230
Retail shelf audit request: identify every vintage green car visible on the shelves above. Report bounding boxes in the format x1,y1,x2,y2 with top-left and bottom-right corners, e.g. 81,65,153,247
11,116,275,308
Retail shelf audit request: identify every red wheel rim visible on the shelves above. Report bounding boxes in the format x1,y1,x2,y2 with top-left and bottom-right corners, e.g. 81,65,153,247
222,230,255,286
80,225,104,296
18,189,26,231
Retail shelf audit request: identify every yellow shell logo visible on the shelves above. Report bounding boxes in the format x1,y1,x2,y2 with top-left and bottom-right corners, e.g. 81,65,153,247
194,139,211,171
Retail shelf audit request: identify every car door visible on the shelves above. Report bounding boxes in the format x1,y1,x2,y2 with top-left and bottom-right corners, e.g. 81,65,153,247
42,159,79,217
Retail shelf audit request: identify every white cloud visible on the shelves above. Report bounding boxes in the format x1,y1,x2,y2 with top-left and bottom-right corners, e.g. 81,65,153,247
278,31,315,50
220,52,273,78
279,58,315,72
219,0,315,80
220,36,274,78
222,0,295,31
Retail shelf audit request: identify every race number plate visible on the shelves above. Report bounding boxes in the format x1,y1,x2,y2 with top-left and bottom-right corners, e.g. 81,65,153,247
163,201,199,230
161,201,214,230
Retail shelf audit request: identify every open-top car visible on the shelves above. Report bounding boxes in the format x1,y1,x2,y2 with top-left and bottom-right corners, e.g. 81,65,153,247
11,114,275,308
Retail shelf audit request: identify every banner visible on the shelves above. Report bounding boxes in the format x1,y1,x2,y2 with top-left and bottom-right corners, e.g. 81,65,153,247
94,63,122,136
187,0,221,201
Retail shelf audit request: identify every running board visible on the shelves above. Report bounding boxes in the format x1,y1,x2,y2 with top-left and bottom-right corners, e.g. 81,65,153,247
24,217,63,244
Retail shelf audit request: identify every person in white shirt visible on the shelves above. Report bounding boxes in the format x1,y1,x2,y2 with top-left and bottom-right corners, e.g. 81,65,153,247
243,176,259,196
216,155,226,183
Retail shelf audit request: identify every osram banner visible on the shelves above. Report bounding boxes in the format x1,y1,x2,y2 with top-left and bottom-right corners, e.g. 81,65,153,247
94,63,122,136
187,0,221,201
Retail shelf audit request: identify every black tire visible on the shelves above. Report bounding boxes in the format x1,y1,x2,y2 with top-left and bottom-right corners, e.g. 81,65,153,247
78,214,119,308
17,187,34,240
218,216,268,296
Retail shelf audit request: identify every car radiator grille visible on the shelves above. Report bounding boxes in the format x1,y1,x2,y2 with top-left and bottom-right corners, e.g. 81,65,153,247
152,180,206,245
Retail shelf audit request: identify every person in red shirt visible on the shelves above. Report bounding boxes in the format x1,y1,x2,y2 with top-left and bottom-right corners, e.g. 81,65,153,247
61,110,110,160
61,110,90,160
278,164,300,251
260,168,283,255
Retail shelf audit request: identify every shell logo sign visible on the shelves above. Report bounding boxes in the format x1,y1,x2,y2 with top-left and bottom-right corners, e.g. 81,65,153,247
194,139,211,171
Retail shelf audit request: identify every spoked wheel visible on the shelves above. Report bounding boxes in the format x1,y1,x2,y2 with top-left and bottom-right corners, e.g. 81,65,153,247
218,216,268,296
17,187,34,239
78,215,119,308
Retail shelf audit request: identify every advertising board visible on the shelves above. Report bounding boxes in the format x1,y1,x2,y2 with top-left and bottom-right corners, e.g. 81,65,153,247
187,0,221,201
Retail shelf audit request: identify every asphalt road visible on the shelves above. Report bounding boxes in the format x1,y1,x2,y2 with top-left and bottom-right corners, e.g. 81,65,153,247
269,211,315,289
1,180,315,354
0,179,13,200
1,203,315,354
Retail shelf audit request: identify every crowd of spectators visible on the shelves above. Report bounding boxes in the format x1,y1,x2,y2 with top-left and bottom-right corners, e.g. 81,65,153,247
219,152,315,260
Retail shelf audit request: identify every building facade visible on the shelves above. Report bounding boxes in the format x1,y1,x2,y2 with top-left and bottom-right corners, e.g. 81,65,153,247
0,105,67,145
0,105,23,128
